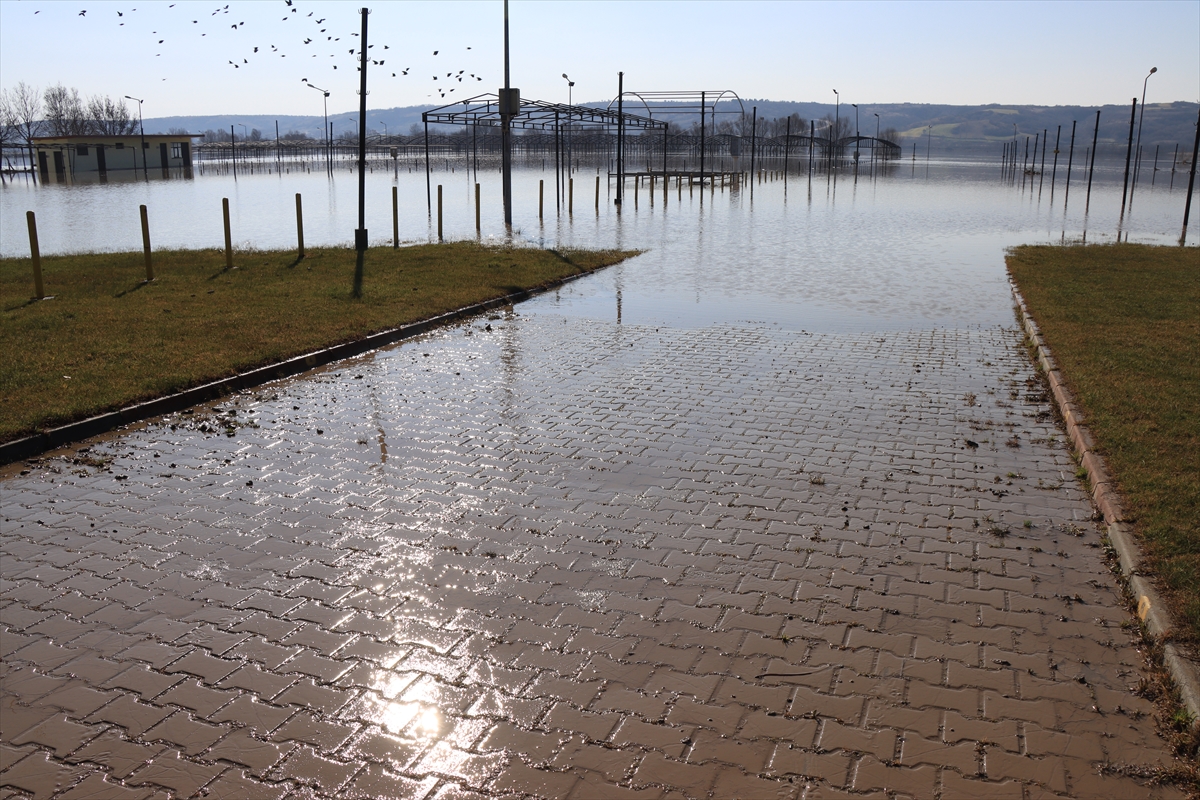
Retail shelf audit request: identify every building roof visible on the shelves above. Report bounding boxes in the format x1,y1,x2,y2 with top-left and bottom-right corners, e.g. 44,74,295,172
32,134,201,143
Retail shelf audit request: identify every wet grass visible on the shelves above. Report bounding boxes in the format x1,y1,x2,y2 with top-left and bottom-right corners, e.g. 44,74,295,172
0,242,635,443
1007,243,1199,644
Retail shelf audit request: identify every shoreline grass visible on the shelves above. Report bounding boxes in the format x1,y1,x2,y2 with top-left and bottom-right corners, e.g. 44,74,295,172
1007,243,1199,644
1,242,635,443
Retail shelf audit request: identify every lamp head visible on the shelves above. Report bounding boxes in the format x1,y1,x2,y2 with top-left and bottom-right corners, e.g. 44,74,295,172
1150,67,1157,74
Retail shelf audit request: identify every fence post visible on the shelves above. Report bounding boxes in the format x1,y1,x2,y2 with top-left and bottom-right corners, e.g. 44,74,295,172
539,179,544,220
222,197,233,268
295,193,305,258
26,211,44,300
140,204,154,282
392,186,398,249
475,183,481,234
595,175,600,213
569,178,573,215
437,184,443,242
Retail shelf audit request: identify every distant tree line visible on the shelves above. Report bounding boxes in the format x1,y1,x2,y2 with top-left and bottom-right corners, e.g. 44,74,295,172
197,127,314,143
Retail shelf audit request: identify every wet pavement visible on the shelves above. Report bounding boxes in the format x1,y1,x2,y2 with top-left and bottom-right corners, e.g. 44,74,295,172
1,301,1187,799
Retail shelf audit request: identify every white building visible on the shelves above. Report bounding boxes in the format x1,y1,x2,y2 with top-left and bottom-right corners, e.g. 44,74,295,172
32,134,199,182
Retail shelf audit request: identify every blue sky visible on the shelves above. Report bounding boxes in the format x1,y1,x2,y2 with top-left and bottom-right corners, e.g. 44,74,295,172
1,0,1197,117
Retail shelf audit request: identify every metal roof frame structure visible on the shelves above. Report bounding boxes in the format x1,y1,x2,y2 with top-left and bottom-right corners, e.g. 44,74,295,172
422,92,665,132
603,90,747,121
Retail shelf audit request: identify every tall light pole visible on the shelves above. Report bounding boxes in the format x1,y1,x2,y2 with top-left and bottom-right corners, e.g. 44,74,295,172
873,112,879,166
125,95,147,180
381,122,388,142
562,73,574,177
832,89,839,168
851,103,859,162
305,81,331,172
927,125,933,162
1130,66,1157,203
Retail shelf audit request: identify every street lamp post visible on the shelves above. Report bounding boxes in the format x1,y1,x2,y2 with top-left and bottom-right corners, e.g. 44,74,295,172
873,112,879,167
124,95,147,180
832,89,839,168
562,73,574,178
305,81,331,172
851,103,860,164
1130,66,1157,203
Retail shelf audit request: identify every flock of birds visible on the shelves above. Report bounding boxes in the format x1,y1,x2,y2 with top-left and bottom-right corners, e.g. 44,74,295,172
58,0,486,101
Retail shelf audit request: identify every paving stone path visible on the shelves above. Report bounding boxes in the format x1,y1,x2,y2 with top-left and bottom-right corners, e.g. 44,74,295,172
0,308,1186,799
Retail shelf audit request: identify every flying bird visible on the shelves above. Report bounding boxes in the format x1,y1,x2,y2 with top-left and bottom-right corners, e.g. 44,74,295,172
78,9,86,16
432,50,438,55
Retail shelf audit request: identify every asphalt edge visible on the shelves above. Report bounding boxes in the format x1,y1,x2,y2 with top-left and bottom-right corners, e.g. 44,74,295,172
0,264,597,467
1012,285,1200,731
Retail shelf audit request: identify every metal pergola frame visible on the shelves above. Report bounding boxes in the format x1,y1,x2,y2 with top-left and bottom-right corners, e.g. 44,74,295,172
606,90,746,181
421,92,665,213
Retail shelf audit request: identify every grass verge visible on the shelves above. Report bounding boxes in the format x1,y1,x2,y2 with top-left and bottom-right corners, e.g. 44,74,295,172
1007,243,1199,645
1,242,634,443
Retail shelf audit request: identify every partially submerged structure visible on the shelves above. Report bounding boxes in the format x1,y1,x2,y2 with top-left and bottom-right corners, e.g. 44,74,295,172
31,134,199,183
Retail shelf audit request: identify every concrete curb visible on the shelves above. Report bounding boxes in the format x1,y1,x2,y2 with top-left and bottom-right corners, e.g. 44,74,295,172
1,265,597,466
1012,285,1200,730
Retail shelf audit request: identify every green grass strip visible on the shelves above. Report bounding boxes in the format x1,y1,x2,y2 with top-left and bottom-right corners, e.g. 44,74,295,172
1008,243,1199,643
1,243,634,443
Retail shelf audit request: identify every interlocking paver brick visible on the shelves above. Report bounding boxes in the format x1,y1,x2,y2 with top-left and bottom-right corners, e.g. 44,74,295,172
9,713,101,757
0,750,93,800
67,730,165,779
141,711,226,755
53,771,157,800
126,749,224,798
199,768,290,800
206,728,295,777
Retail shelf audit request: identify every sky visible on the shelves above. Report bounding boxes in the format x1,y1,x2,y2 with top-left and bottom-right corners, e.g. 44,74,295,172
1,0,1197,119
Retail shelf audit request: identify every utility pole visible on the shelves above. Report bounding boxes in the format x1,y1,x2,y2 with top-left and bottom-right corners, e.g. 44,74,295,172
354,8,369,253
500,0,516,229
1120,98,1137,219
352,7,370,298
616,72,625,205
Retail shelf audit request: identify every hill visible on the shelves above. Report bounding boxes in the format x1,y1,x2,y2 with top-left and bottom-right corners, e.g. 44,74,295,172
145,100,1198,158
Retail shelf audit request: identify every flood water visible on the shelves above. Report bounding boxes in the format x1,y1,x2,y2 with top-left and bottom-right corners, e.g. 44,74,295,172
2,156,1195,332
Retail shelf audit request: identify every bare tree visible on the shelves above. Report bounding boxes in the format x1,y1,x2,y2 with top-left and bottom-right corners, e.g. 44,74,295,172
43,84,88,136
6,82,43,172
0,89,14,149
87,95,138,135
